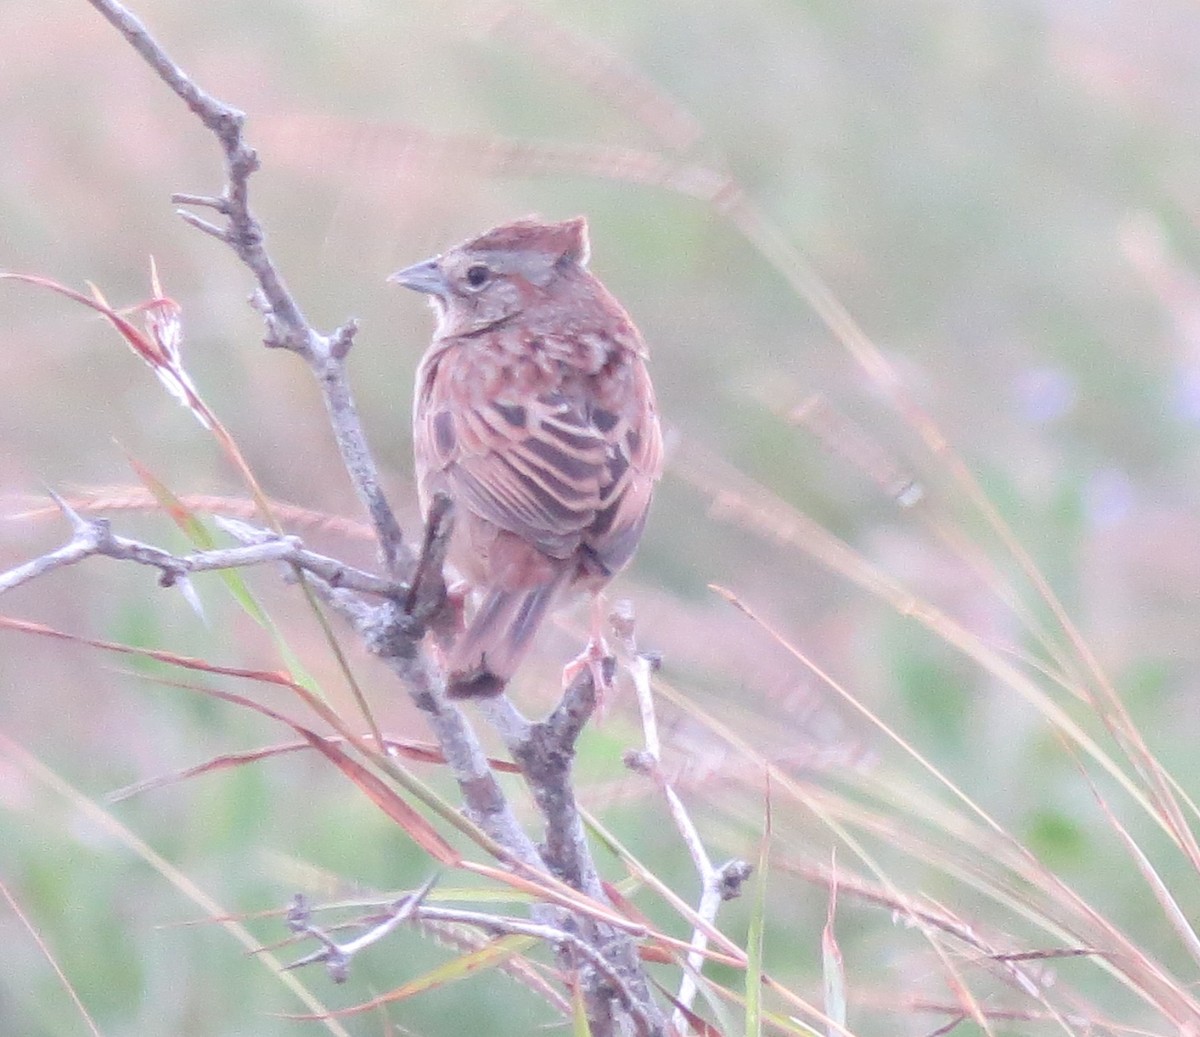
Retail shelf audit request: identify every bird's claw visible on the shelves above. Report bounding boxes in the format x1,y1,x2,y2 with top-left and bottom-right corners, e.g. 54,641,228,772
562,635,616,715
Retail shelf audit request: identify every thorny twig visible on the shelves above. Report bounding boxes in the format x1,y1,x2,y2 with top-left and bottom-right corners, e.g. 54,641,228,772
79,0,543,864
0,5,676,1034
286,887,659,1037
479,666,602,895
469,644,662,1034
0,501,399,600
85,0,407,575
283,879,438,983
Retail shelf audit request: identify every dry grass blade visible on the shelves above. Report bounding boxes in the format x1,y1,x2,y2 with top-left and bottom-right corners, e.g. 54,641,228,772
739,722,1199,1026
702,972,855,1037
708,192,1200,882
0,615,524,869
0,614,303,688
678,449,1163,837
745,788,770,1037
4,612,668,988
1085,772,1200,972
411,915,570,1014
261,114,735,205
821,861,846,1036
778,856,1104,1019
661,655,1200,1028
105,740,315,802
462,861,654,939
786,396,1085,694
648,675,1084,1032
106,731,521,804
708,583,1005,836
582,809,747,963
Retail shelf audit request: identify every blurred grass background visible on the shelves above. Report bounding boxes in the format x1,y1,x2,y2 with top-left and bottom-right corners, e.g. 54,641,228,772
4,1,1200,1034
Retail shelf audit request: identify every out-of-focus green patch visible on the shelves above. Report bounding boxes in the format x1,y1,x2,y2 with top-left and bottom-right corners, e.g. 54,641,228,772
1025,807,1089,869
190,757,273,854
4,812,144,1026
1119,660,1170,714
889,637,969,755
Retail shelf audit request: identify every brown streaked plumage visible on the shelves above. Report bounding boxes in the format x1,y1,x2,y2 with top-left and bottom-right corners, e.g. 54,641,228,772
391,216,662,699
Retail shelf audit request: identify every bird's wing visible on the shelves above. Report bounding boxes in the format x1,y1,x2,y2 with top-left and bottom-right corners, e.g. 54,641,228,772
415,345,609,560
583,357,663,576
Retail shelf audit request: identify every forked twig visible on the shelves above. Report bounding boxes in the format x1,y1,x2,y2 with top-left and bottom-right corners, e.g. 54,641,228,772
2,6,678,1035
0,498,399,601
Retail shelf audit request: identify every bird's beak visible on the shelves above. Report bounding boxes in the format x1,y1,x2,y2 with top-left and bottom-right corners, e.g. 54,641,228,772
388,258,448,297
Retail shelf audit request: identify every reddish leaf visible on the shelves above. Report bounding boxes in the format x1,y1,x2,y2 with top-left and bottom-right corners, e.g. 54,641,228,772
601,880,652,927
1,268,212,428
652,979,725,1037
0,615,297,688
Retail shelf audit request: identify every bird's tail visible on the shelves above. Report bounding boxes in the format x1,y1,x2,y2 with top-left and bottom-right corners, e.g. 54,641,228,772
446,569,573,699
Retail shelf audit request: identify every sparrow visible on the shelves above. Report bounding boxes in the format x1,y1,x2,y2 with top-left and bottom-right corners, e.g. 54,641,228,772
391,216,662,698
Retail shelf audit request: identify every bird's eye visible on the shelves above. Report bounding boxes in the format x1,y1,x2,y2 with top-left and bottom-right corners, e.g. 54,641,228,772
465,264,491,289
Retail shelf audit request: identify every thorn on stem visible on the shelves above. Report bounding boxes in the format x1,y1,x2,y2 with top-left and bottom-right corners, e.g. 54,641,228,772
286,893,311,933
44,486,89,533
170,192,229,213
329,319,359,360
176,209,230,242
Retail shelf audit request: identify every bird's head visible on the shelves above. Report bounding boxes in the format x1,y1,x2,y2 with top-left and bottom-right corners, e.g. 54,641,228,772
390,216,591,337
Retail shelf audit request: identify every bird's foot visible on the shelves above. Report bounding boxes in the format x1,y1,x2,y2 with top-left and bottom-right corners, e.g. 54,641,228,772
445,579,470,630
562,635,616,716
